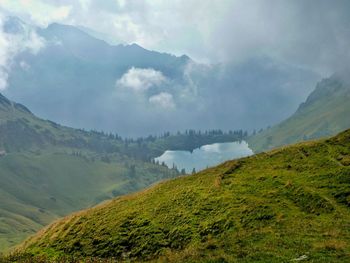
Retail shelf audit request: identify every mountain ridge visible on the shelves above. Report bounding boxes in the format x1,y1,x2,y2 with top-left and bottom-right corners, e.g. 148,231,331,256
2,16,319,136
0,93,179,251
248,74,350,152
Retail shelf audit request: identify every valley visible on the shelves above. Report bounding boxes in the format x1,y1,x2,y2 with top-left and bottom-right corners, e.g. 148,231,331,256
0,3,350,262
0,93,245,251
1,68,350,255
11,129,350,262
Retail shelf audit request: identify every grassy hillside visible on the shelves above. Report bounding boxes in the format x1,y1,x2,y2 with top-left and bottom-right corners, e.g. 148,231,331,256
248,75,350,153
0,94,180,251
11,129,350,262
0,93,244,252
0,152,174,251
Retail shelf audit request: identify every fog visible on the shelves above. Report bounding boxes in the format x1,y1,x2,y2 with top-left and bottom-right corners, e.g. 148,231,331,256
1,1,349,136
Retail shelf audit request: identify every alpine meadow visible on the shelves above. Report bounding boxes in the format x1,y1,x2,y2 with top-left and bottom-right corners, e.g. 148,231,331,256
0,1,349,262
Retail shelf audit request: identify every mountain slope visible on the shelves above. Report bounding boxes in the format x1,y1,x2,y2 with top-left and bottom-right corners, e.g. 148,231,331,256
0,93,245,251
4,17,192,136
248,75,350,152
15,129,350,262
0,93,178,251
3,16,318,136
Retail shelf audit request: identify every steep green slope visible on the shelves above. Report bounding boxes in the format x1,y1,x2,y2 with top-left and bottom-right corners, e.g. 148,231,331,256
14,129,350,262
248,75,350,152
0,94,178,251
0,152,174,251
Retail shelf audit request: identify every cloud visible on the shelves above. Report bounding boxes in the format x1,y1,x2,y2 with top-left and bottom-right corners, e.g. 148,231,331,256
207,0,350,75
0,14,45,90
19,60,30,71
2,1,350,74
0,0,348,136
149,92,175,109
0,0,72,26
0,70,8,91
0,16,10,90
116,67,167,92
52,0,350,74
22,30,45,54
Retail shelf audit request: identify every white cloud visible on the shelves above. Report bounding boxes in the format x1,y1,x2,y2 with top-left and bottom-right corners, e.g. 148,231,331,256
1,0,350,74
19,60,30,70
0,14,45,90
0,0,229,60
22,30,45,54
149,92,175,109
0,16,10,90
0,70,8,91
116,67,167,92
0,0,349,86
0,0,72,27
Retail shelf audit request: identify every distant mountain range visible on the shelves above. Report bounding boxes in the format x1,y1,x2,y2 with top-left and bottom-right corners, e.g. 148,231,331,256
248,74,350,152
2,16,319,136
14,128,350,262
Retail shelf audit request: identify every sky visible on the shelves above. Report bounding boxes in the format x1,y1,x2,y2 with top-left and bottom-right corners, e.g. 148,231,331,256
0,0,349,136
0,0,350,75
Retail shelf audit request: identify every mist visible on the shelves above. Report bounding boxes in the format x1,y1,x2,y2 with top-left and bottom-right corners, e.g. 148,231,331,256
1,1,349,136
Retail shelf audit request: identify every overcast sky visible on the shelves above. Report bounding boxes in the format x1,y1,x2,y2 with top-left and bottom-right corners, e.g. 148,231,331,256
1,0,350,75
1,0,350,136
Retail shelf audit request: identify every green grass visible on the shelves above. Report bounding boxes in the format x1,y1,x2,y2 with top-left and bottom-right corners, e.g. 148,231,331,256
248,76,350,153
11,129,350,262
0,151,177,252
0,94,180,251
2,92,235,253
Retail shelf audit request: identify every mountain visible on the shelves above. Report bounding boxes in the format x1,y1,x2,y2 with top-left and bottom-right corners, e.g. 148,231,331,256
13,129,350,262
3,17,192,136
2,16,319,136
248,74,350,153
0,93,247,252
0,93,179,251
